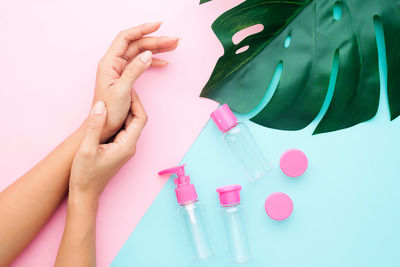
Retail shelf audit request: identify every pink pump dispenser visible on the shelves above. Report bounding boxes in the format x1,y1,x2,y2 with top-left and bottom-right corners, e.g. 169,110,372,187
158,164,198,204
158,164,213,260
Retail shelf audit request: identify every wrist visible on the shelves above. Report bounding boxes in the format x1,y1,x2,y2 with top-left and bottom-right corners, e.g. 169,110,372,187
68,191,99,214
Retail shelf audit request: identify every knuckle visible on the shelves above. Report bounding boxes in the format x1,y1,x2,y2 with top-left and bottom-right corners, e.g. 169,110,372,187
135,56,147,66
142,113,149,125
97,59,109,74
117,30,128,40
98,58,105,67
86,124,103,137
132,57,146,69
126,145,136,158
88,121,103,133
117,30,125,38
125,65,139,78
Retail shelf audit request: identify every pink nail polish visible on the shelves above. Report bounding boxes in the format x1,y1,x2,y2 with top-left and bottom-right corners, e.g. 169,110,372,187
93,101,105,115
139,51,152,64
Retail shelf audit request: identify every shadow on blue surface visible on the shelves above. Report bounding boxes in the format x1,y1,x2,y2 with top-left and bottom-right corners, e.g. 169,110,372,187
112,13,400,267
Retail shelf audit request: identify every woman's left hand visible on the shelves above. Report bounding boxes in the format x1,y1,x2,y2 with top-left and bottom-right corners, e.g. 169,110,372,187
93,22,178,141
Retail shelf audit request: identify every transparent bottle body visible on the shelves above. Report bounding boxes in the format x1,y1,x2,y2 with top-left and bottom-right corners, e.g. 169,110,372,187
223,122,272,181
221,204,251,263
178,200,213,260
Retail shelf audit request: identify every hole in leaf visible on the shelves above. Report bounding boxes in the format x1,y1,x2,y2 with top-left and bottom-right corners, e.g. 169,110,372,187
373,15,389,117
235,45,249,54
284,34,292,48
232,24,264,45
333,1,343,20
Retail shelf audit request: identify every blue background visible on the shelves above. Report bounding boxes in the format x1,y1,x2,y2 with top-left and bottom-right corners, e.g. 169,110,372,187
112,17,400,267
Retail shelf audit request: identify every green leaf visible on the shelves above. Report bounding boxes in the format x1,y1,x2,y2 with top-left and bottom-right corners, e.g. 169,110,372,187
200,0,400,134
200,0,212,4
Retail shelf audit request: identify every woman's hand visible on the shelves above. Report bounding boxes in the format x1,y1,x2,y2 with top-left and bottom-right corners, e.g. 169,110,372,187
93,22,178,141
70,91,147,204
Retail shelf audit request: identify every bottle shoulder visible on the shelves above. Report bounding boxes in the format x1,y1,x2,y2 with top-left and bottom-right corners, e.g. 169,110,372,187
221,204,244,214
178,200,202,210
224,122,249,135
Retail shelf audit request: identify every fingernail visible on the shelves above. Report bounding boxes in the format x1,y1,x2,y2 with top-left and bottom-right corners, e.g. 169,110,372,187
93,101,105,115
177,38,182,46
139,50,153,64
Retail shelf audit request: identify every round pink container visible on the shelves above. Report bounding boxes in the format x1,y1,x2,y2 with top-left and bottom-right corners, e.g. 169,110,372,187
265,192,293,221
280,149,308,177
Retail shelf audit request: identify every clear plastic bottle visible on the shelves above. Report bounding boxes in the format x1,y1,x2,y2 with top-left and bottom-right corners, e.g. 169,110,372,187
159,165,213,260
178,200,213,259
217,185,251,263
211,104,272,181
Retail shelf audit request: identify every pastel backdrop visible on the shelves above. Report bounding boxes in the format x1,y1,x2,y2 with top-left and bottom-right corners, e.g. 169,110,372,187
1,0,399,266
0,0,244,266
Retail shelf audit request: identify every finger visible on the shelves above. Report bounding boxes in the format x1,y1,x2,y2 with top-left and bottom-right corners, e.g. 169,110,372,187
115,90,147,147
116,50,152,89
81,101,107,151
130,89,147,126
124,36,179,60
151,58,169,67
124,112,134,129
104,22,162,60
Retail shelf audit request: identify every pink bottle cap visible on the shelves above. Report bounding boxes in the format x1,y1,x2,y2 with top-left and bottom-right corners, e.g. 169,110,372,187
280,149,308,177
210,104,238,133
216,184,241,206
265,192,293,221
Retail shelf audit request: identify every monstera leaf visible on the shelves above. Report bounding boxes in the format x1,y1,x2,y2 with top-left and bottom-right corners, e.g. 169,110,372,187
200,0,400,134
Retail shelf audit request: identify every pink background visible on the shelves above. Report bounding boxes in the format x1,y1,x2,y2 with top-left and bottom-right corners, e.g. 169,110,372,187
0,0,242,266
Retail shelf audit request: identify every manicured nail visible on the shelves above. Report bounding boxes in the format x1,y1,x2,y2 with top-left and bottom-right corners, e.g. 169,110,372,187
139,50,153,64
93,101,105,115
177,38,182,46
148,21,162,27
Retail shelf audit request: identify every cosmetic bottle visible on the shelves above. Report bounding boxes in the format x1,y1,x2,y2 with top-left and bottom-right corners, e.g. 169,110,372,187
216,184,251,263
159,164,213,260
211,104,272,181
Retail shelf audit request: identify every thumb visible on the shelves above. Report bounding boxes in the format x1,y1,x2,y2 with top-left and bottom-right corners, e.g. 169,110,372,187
117,50,152,89
81,101,107,151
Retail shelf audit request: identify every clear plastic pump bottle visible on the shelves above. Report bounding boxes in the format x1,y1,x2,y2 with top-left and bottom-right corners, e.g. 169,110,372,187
211,104,272,181
216,184,251,263
159,165,213,260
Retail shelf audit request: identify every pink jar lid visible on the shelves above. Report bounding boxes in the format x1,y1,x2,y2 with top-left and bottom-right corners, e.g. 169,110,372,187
216,184,241,206
280,149,308,177
265,192,293,221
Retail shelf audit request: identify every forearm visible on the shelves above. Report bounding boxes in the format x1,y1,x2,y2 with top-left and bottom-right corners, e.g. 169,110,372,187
0,123,86,265
55,195,98,267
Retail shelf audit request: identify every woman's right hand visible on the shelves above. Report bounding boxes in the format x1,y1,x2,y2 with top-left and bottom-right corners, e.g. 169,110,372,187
92,22,179,141
70,90,148,204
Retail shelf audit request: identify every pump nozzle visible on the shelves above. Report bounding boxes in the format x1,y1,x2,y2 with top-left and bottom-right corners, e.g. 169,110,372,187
158,164,189,186
158,164,198,204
